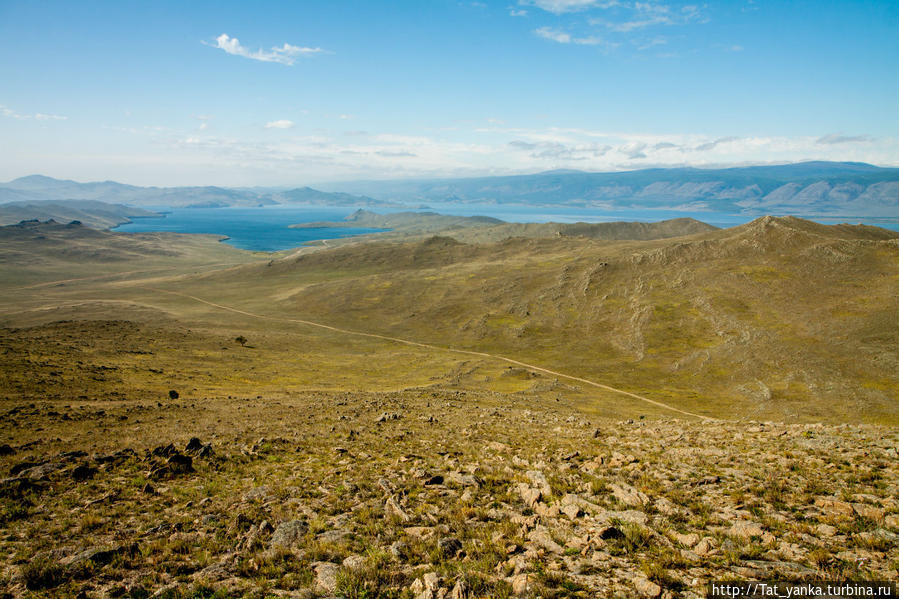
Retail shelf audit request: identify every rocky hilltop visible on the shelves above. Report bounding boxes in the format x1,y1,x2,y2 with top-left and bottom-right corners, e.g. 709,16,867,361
0,385,895,597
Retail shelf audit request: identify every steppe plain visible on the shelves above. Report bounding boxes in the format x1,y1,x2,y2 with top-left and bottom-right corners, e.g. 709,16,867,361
0,214,897,597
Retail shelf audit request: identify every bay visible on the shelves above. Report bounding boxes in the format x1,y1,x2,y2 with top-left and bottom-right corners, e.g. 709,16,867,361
113,205,387,252
113,203,899,252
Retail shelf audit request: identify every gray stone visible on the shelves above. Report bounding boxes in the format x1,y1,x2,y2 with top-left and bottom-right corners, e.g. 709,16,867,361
270,520,308,550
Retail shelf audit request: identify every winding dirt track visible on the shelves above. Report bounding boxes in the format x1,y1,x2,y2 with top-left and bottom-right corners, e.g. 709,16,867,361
147,287,713,421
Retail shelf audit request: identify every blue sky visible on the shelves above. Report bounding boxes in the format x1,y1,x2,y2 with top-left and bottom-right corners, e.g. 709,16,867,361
1,0,897,186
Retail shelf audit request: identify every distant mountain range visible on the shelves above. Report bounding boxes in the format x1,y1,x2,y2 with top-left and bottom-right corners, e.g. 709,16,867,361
317,161,899,217
2,161,898,217
0,175,390,209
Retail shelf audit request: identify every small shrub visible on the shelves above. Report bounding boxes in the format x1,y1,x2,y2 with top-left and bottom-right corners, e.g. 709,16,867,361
22,555,65,590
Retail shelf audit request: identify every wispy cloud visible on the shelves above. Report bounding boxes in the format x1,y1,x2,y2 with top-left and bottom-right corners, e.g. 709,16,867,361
536,27,573,43
264,120,295,129
590,2,708,31
194,114,212,131
129,123,899,183
694,136,738,152
522,0,619,15
510,139,612,159
635,36,667,50
205,34,325,66
524,1,709,53
816,133,872,145
2,105,67,121
535,26,613,46
509,7,528,16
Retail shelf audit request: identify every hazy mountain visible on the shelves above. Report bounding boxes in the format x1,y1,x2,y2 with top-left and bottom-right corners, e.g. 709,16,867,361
0,176,386,209
268,187,390,207
315,161,899,216
5,162,898,216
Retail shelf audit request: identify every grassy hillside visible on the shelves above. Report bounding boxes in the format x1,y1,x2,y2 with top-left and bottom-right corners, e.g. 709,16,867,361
0,220,258,288
1,216,897,596
166,216,898,424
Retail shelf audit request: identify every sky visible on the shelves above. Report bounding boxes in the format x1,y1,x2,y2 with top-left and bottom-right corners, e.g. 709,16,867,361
1,0,897,186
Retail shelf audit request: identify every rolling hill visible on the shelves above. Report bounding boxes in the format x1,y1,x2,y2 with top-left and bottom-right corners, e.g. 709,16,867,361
187,215,898,424
0,200,160,229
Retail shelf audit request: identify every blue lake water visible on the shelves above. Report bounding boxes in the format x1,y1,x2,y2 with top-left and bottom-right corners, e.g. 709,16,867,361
113,206,387,252
114,204,899,252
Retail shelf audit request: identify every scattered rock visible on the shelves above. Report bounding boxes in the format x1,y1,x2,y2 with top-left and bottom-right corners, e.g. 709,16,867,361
672,532,699,547
633,575,662,598
739,559,816,579
162,453,193,476
386,497,411,522
815,497,854,519
151,444,177,459
609,483,650,507
390,540,410,560
561,502,581,520
71,464,97,482
517,483,541,508
694,536,717,556
525,470,552,497
450,577,468,599
312,561,339,594
729,520,764,540
438,537,463,558
60,546,120,569
528,526,564,554
510,573,530,596
852,503,884,521
404,526,435,539
0,476,47,498
343,554,366,570
270,520,308,550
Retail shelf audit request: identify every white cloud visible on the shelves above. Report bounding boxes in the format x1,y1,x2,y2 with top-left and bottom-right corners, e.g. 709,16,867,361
694,136,739,152
34,113,68,121
525,2,708,54
0,105,26,119
509,8,528,16
194,114,212,131
536,27,571,43
591,2,708,31
636,36,667,50
205,34,325,66
523,0,619,14
816,134,872,145
535,27,612,46
265,120,295,129
1,104,67,121
67,123,899,185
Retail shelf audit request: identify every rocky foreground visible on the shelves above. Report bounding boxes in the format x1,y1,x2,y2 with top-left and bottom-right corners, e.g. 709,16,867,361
0,389,897,598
